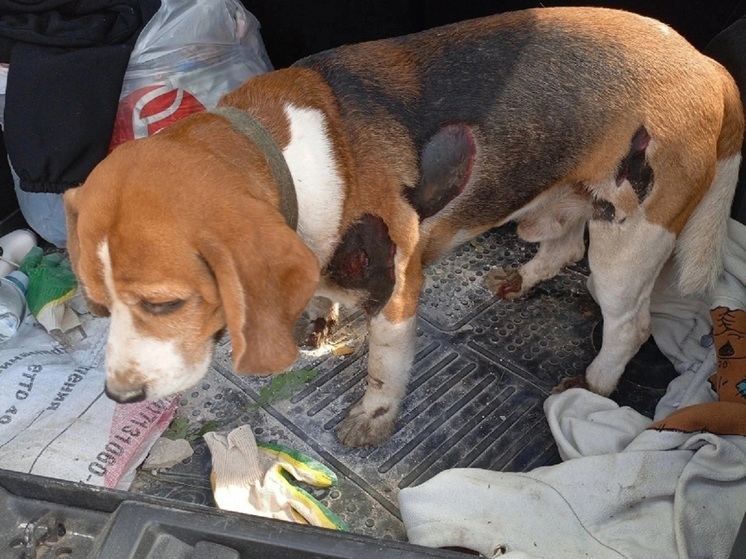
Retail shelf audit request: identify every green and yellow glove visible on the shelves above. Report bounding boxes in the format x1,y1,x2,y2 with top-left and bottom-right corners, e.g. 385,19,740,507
204,425,347,530
19,247,79,332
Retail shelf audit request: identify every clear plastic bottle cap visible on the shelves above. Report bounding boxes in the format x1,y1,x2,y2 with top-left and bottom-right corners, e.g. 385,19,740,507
5,271,29,293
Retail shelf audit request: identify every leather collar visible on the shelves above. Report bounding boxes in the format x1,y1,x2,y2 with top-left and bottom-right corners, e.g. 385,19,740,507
212,106,298,230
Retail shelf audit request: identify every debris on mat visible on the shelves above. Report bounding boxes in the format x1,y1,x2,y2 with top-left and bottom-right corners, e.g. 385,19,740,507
142,438,194,471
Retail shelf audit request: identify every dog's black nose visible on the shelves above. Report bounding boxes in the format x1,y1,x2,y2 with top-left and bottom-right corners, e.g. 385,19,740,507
105,383,147,403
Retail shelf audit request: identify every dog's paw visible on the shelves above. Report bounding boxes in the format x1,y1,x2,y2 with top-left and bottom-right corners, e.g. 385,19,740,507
484,267,524,299
337,400,397,448
552,373,589,393
300,298,340,348
304,316,338,348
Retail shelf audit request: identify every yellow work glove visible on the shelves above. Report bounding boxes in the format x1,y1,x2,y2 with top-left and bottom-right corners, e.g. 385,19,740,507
204,425,347,530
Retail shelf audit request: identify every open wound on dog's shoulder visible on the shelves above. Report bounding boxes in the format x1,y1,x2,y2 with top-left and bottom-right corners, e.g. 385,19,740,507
405,124,476,219
326,214,397,313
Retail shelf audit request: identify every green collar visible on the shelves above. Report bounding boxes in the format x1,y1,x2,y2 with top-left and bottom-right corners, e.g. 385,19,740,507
212,106,298,231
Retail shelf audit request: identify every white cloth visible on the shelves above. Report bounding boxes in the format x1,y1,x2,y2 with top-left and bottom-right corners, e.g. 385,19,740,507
399,389,746,559
652,218,746,419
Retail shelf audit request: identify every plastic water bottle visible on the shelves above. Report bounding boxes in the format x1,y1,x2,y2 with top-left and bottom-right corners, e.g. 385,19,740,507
0,271,29,345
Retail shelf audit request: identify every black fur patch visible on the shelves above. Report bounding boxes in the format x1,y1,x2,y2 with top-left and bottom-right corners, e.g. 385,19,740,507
405,124,476,219
616,126,654,201
593,199,616,221
326,214,397,314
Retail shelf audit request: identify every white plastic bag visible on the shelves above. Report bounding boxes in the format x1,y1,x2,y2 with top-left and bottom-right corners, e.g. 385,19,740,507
110,0,272,149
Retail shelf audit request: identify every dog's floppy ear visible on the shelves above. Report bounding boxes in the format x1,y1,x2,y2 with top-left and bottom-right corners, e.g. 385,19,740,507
63,187,110,317
199,204,320,375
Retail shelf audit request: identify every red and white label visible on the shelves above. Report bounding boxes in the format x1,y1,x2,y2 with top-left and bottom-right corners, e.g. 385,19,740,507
110,85,206,151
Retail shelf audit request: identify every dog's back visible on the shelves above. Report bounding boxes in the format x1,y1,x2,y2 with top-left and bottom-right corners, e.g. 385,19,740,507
292,6,742,402
298,6,744,295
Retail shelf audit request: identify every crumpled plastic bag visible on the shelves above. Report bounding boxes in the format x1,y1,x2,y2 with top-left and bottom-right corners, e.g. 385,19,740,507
109,0,273,150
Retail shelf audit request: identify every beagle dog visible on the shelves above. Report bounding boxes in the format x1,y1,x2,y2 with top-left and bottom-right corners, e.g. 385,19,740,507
64,7,744,448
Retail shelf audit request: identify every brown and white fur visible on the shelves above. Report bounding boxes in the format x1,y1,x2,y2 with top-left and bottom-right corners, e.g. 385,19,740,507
64,7,744,447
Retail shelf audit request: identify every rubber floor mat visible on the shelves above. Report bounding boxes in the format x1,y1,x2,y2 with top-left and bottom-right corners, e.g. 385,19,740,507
129,225,675,540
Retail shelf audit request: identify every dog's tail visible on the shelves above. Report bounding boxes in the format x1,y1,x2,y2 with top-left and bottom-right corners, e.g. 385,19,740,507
674,67,744,296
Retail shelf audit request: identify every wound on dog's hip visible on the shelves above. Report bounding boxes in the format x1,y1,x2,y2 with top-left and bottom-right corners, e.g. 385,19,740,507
616,126,654,201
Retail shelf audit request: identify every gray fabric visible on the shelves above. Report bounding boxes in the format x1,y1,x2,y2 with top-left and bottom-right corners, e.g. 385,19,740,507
399,389,746,559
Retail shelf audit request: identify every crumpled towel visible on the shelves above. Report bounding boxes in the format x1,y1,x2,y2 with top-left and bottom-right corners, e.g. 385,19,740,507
399,221,746,558
399,389,746,559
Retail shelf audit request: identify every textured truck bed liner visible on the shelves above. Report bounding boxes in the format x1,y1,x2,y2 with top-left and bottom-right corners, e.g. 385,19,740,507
129,225,673,540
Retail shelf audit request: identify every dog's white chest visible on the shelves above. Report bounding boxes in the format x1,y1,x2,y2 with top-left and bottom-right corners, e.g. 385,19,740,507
282,104,345,268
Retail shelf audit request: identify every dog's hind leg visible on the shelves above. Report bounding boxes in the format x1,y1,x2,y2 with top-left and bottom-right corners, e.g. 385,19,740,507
581,213,676,395
562,103,737,395
485,220,587,299
485,185,591,299
572,127,684,395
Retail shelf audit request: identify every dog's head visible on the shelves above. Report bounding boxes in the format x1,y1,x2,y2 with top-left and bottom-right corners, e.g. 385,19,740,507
64,118,320,402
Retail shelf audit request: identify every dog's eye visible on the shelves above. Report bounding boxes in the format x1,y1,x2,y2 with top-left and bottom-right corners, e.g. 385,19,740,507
139,299,186,315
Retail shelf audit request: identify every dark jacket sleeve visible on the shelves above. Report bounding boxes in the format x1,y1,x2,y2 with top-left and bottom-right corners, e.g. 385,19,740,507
0,0,161,193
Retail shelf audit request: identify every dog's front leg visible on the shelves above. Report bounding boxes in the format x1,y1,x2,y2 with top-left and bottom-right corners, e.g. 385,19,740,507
337,255,424,448
303,296,340,348
337,311,418,447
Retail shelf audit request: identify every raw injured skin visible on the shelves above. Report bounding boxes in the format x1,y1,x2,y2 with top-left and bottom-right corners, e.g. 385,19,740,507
302,297,340,348
300,213,396,353
405,124,476,220
484,268,524,300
